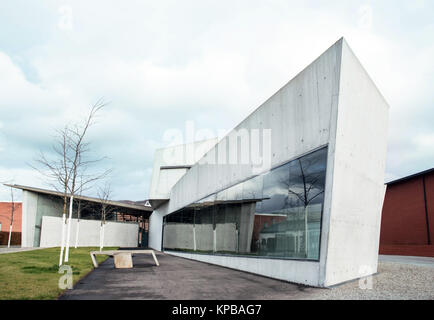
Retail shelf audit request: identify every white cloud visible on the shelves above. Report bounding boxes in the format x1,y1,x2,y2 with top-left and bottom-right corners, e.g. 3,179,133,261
0,0,433,200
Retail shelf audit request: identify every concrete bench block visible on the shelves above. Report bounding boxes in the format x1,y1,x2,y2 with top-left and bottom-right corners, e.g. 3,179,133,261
114,252,133,268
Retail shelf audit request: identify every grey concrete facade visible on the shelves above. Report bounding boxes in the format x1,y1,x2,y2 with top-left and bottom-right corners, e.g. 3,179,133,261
149,139,218,201
148,38,389,287
18,187,149,248
21,190,63,247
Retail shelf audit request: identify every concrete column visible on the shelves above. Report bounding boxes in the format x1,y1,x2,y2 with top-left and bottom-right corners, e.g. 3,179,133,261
149,210,164,251
238,203,256,253
21,191,38,247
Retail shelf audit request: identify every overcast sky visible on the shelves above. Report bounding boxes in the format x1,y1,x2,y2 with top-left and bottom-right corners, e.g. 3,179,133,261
0,0,433,201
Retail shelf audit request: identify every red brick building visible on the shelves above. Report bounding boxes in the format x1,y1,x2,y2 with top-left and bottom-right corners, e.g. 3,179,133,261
0,202,22,233
0,202,22,246
380,168,434,257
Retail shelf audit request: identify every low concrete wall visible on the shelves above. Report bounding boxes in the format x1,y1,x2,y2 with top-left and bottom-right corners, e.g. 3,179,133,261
40,216,139,248
166,250,320,286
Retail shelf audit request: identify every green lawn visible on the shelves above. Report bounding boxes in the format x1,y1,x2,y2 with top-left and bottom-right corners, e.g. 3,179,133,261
0,247,116,300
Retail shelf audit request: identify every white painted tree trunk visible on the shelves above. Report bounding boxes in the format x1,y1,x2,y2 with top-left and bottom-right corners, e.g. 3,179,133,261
64,196,74,263
74,220,80,248
59,213,67,266
193,226,196,251
7,224,12,248
99,224,105,251
304,206,309,258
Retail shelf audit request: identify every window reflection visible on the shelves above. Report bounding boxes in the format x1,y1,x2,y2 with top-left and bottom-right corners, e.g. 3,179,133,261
163,147,327,261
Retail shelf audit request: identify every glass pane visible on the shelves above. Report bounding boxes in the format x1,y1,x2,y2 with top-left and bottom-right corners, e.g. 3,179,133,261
242,175,263,200
215,204,239,254
225,183,243,202
163,210,194,251
252,147,327,259
194,207,214,253
163,147,327,261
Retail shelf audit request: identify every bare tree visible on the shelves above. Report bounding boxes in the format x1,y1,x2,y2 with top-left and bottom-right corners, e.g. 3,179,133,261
74,175,93,248
97,182,116,251
32,99,111,265
281,155,325,257
0,181,17,248
7,186,16,248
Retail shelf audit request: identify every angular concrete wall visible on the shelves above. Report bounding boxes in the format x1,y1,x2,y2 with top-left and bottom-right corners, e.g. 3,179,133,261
167,40,341,214
320,40,389,286
21,191,39,247
149,38,389,287
21,190,72,247
148,201,166,250
149,139,218,200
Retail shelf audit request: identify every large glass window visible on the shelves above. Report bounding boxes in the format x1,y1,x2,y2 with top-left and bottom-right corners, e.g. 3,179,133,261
163,146,327,261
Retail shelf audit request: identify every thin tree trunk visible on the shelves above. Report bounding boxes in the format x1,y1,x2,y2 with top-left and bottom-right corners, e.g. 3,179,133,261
8,190,15,248
74,195,82,249
64,196,74,262
59,212,66,266
7,224,12,248
304,206,308,258
193,226,197,251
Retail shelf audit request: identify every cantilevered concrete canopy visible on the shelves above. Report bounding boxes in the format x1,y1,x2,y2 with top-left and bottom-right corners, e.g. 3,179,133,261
5,184,153,247
187,198,270,209
6,184,152,217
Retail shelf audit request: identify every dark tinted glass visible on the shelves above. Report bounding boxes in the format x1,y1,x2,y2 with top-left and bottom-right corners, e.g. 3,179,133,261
163,147,327,261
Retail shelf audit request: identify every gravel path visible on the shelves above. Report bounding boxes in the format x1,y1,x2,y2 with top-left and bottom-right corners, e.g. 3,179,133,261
304,262,434,300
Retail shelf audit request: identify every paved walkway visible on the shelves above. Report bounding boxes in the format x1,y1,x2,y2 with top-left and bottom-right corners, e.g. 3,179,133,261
59,253,434,300
59,253,318,300
0,247,45,254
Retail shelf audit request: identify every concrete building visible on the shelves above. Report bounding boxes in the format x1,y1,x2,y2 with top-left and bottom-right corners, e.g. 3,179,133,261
7,185,153,248
380,168,434,257
147,38,389,287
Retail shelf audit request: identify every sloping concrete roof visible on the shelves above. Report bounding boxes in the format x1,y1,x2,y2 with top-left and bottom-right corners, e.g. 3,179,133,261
4,184,153,212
